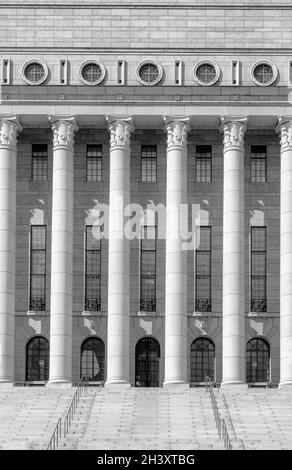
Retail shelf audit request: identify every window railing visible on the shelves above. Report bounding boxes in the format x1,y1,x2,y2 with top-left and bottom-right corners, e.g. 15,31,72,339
205,376,233,450
47,376,89,450
140,299,156,312
85,298,101,312
195,298,211,312
250,299,267,312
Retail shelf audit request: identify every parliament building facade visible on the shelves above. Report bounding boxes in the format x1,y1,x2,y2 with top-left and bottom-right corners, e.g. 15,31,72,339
0,0,292,389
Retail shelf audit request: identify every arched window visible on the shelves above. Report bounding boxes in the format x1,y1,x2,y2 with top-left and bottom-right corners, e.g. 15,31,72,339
190,337,215,383
26,336,49,381
80,337,105,382
246,337,270,383
135,337,160,387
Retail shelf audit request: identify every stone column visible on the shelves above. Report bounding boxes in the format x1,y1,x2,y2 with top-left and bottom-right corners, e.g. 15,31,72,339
163,116,189,388
221,116,247,388
105,116,133,388
277,117,292,388
0,117,22,387
47,116,78,388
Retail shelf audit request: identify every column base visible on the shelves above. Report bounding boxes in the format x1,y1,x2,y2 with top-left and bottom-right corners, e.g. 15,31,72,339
279,381,292,390
104,380,131,390
163,381,189,390
221,381,248,391
46,380,72,389
0,381,14,389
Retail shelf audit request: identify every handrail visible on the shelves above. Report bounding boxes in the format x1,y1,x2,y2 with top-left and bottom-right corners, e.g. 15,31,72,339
46,376,89,450
63,376,89,438
205,375,233,450
47,417,62,451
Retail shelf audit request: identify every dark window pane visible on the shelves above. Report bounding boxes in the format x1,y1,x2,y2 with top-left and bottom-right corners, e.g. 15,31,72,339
251,145,267,183
246,338,270,382
81,338,105,381
140,225,156,311
26,337,49,381
85,225,101,311
30,226,46,311
136,337,160,387
196,145,212,182
251,227,267,312
86,144,102,181
32,144,48,181
190,338,215,382
196,227,211,312
141,145,157,182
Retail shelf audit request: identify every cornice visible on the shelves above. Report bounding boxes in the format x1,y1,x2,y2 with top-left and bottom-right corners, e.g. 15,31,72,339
1,3,292,10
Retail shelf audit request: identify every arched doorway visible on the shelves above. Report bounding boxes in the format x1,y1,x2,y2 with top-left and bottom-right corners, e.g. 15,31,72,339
26,336,49,381
246,337,270,383
190,337,215,383
80,337,105,382
135,337,160,387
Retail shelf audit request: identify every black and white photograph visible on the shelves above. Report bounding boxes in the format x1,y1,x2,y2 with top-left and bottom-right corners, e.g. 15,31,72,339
0,0,291,460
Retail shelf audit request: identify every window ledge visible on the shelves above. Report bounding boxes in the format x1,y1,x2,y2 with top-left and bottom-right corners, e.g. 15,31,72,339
26,310,47,316
248,311,267,317
81,310,102,316
191,311,212,316
137,311,157,316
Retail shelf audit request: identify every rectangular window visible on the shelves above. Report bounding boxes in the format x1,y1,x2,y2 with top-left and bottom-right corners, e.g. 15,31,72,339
195,226,211,312
86,144,102,182
29,226,46,311
251,227,267,312
85,225,101,312
141,145,157,182
140,225,156,312
32,144,48,181
250,145,267,183
195,145,212,182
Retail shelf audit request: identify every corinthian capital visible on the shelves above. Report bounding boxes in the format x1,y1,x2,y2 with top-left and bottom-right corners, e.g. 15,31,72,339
106,116,133,151
276,117,292,152
164,116,190,152
220,116,247,152
49,116,78,151
0,116,22,151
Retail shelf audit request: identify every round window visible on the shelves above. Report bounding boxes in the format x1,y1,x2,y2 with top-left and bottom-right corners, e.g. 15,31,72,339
137,61,163,86
22,60,48,85
194,61,220,86
251,61,277,86
79,61,105,85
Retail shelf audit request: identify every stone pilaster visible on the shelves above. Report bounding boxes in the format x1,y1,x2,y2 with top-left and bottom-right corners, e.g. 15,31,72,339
221,116,247,389
47,116,78,388
277,116,292,388
0,116,22,387
163,116,189,388
105,116,133,388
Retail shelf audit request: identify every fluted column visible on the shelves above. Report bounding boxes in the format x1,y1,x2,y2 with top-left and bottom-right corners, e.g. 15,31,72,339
277,117,292,388
163,116,189,388
47,116,78,388
105,116,133,387
221,116,247,388
0,117,22,387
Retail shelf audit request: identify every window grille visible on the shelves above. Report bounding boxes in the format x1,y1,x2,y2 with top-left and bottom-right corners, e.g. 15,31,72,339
85,225,101,312
195,226,211,312
29,226,46,311
140,225,156,312
196,145,212,182
86,144,102,181
141,145,157,182
251,227,267,312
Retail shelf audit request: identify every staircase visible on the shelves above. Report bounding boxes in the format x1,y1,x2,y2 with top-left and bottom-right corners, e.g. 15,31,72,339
220,389,292,450
0,387,75,450
59,388,224,450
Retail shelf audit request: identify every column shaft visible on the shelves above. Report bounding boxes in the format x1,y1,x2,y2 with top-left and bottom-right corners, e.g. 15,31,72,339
47,117,77,387
105,117,133,387
0,117,21,386
164,117,189,387
221,117,247,387
278,117,292,387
